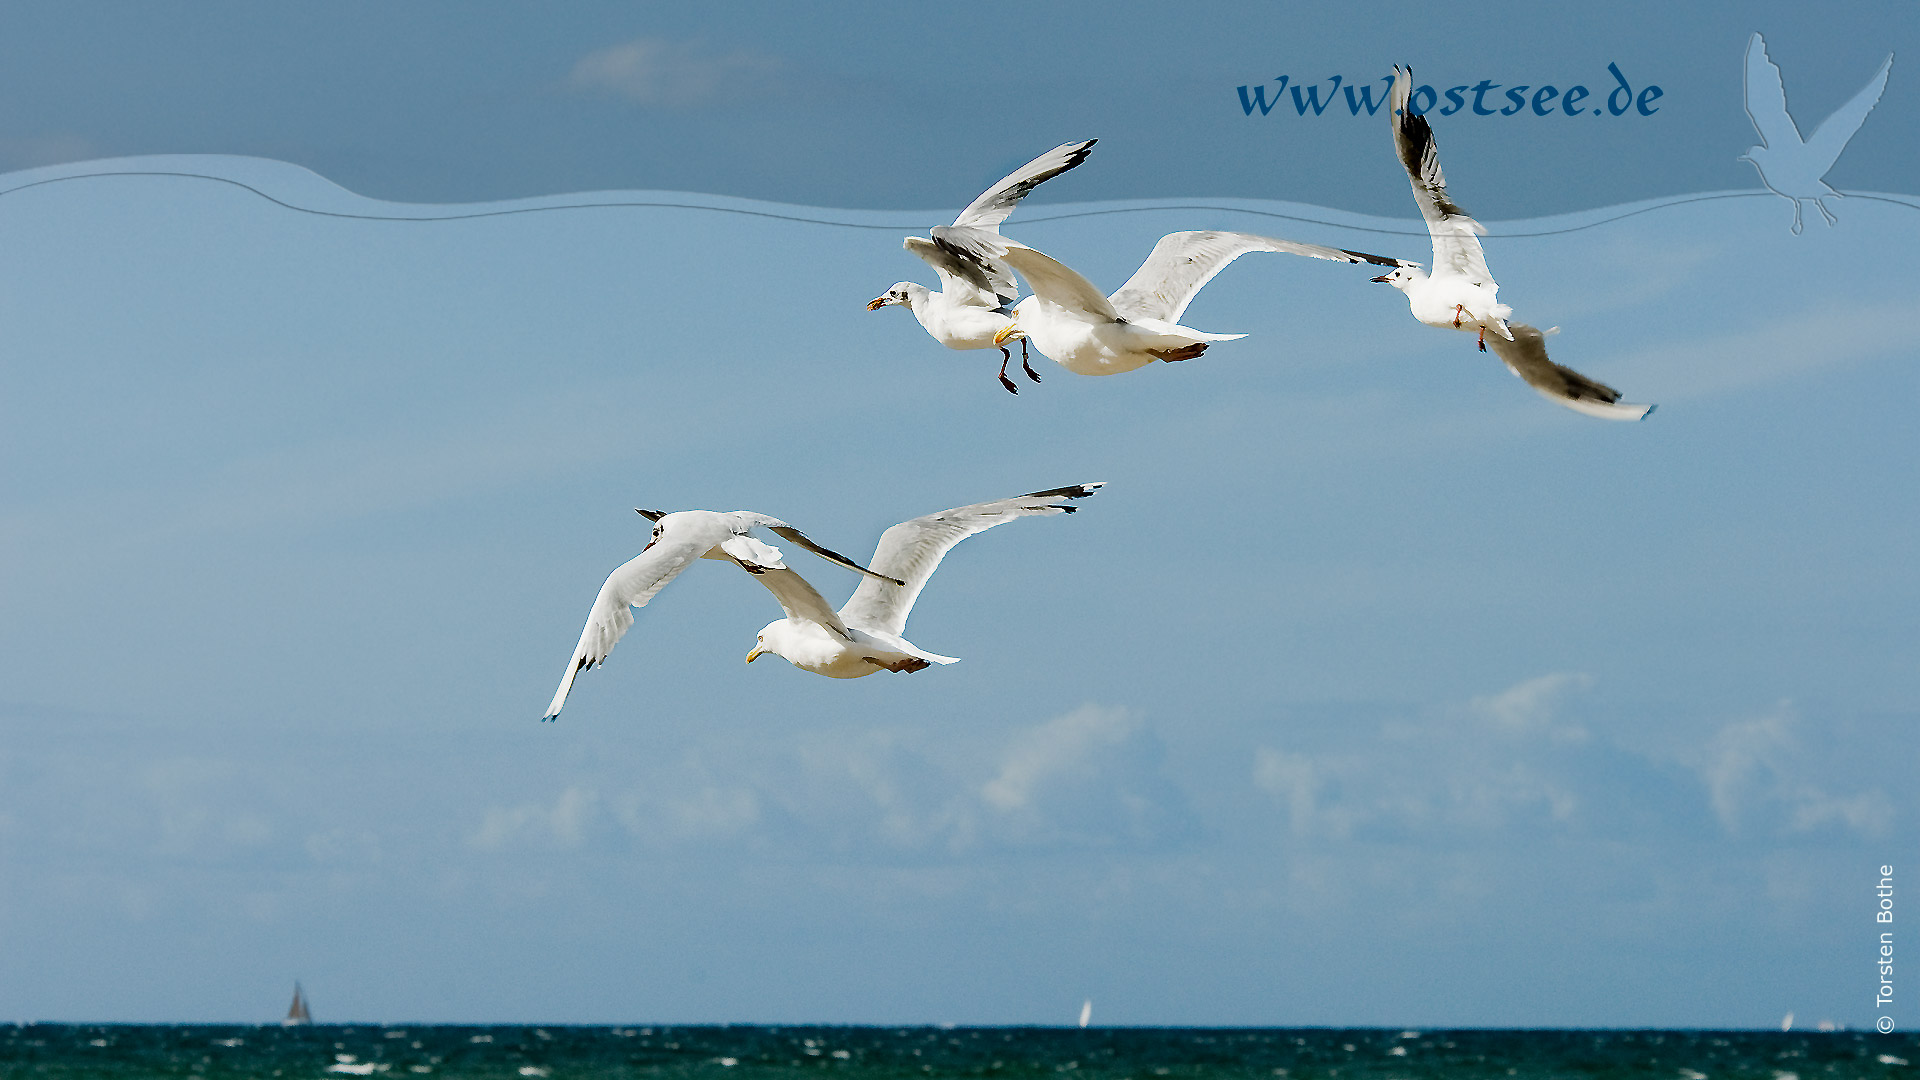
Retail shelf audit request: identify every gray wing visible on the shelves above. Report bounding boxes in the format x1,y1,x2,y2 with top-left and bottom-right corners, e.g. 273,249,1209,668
1805,51,1892,168
837,483,1104,638
1743,33,1804,150
1107,230,1404,324
904,235,1007,308
953,139,1097,230
1483,325,1655,421
739,565,852,638
543,515,730,720
1389,66,1495,284
991,241,1119,320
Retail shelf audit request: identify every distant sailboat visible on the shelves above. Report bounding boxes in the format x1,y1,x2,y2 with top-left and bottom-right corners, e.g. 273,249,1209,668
1780,1011,1793,1032
284,982,313,1026
1078,1000,1092,1028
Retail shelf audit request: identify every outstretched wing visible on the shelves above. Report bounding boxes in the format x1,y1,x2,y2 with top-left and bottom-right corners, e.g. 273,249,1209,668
1743,33,1804,151
1389,66,1495,284
543,515,730,720
953,139,1097,230
1107,230,1404,324
1483,325,1655,421
1804,50,1892,170
837,483,1104,637
904,235,1007,308
741,567,852,638
988,241,1119,320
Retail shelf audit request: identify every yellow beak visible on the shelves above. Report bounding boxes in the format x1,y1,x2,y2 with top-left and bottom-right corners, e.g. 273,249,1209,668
866,295,889,311
993,321,1019,347
745,645,766,663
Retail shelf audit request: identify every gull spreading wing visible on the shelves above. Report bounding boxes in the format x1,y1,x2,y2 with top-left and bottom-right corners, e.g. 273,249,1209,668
1389,66,1495,284
988,241,1119,320
953,140,1098,230
1108,231,1403,324
543,515,734,720
906,140,1098,307
1483,324,1655,421
837,483,1104,638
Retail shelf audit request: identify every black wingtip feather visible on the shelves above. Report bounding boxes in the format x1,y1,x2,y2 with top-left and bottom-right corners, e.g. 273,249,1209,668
1341,248,1405,267
1020,482,1105,502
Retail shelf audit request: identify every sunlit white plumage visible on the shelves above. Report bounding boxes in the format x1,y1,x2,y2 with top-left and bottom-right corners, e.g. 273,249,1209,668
745,484,1104,678
1374,65,1654,420
870,140,1096,392
972,230,1398,376
543,509,898,720
1372,65,1512,345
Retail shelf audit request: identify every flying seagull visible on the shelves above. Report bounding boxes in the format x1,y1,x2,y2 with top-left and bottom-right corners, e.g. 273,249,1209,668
744,484,1103,678
870,140,1096,393
543,509,901,720
1741,32,1893,234
965,230,1399,376
1372,66,1654,420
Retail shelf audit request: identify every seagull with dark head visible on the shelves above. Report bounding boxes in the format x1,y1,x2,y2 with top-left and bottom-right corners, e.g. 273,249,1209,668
870,140,1095,393
1373,65,1654,420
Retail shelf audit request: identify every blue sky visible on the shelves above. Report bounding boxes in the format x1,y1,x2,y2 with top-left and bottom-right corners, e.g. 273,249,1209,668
0,2,1916,1029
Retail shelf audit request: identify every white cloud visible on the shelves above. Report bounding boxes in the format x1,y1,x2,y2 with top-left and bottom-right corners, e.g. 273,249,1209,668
1696,704,1892,836
983,705,1139,812
469,785,600,850
568,38,784,108
1466,672,1593,737
1255,673,1600,841
502,705,1194,859
980,705,1194,848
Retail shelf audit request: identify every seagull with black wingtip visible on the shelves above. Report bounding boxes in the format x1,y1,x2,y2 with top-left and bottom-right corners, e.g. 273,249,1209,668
1372,65,1655,421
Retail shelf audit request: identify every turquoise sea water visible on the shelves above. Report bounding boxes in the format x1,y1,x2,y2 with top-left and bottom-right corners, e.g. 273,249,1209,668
2,1026,1915,1079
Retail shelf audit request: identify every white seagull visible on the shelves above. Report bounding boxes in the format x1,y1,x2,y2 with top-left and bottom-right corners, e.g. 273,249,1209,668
869,139,1096,393
971,230,1399,376
1373,65,1655,421
744,484,1103,678
543,509,900,720
1741,32,1893,234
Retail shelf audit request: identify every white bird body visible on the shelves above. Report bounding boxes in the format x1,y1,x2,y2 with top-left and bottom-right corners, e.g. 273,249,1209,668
890,281,1014,352
1390,265,1512,338
980,230,1397,376
1008,293,1239,376
1376,65,1652,420
753,619,957,680
745,484,1104,677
